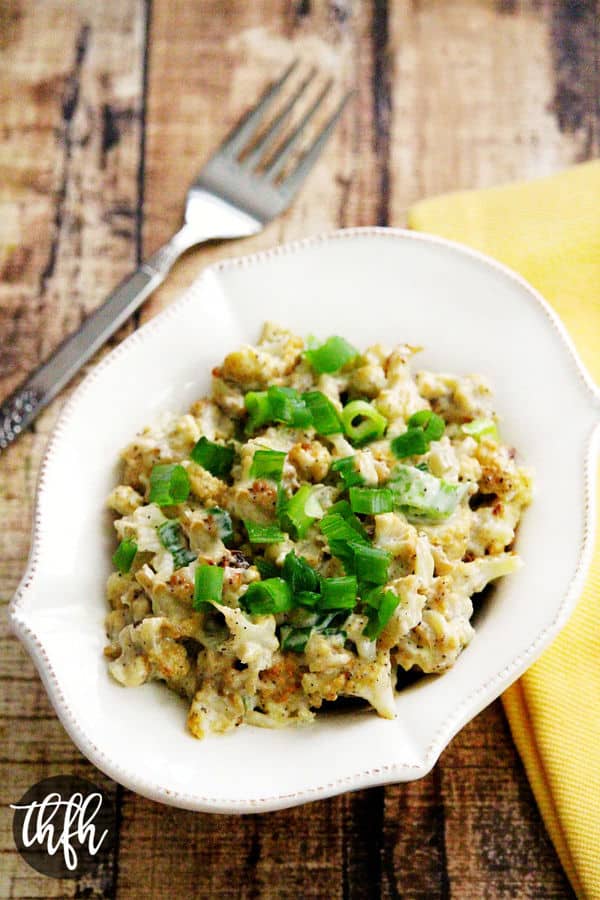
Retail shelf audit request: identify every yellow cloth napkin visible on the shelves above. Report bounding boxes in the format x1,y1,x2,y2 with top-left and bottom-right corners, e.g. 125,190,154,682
408,160,600,900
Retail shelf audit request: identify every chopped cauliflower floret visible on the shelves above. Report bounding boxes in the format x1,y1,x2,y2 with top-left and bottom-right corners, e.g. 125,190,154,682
107,484,143,516
210,375,246,416
215,603,278,672
354,448,380,486
420,502,474,566
416,371,494,423
305,632,354,672
228,479,278,524
374,346,424,422
349,345,389,397
426,436,460,481
345,614,377,661
467,503,520,556
378,576,427,649
414,534,435,584
345,651,396,718
186,461,228,506
219,323,303,389
454,436,483,481
393,576,476,674
374,513,418,567
108,617,191,690
317,373,347,408
180,507,228,561
188,685,245,738
189,398,235,440
115,503,166,552
288,440,331,483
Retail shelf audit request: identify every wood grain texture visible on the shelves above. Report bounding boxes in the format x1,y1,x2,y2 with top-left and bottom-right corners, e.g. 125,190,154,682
0,0,145,897
0,0,595,897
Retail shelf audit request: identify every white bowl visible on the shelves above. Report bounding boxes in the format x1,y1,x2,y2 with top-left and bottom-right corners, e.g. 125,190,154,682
10,228,600,813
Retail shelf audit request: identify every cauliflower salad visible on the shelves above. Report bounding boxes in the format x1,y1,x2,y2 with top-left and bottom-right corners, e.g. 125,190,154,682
104,323,532,738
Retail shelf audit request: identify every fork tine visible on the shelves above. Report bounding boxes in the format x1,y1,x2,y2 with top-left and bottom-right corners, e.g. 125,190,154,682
279,92,353,197
219,59,299,157
263,78,334,180
243,68,318,169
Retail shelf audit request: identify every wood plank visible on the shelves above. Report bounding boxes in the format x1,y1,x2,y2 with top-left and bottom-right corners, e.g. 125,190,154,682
387,0,589,220
0,0,145,897
439,707,574,899
381,705,573,899
118,793,350,899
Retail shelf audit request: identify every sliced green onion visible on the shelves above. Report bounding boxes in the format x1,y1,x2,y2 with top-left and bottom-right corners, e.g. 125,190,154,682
276,482,288,519
190,437,235,478
461,417,499,441
149,464,191,506
319,510,367,571
389,464,467,523
319,513,367,545
295,590,321,608
278,484,317,539
282,551,320,594
206,507,234,545
302,391,341,435
331,456,364,489
326,500,369,540
328,540,357,573
245,391,271,433
390,429,429,459
392,410,445,459
157,520,196,569
241,578,293,615
319,575,358,610
319,511,368,545
268,386,312,428
352,544,391,585
408,410,445,441
423,413,445,442
349,486,394,515
255,557,279,579
407,410,432,428
279,625,312,653
305,336,359,374
245,387,313,432
244,520,286,544
362,587,400,639
341,400,387,445
249,449,287,482
193,564,224,610
112,539,137,574
326,499,353,517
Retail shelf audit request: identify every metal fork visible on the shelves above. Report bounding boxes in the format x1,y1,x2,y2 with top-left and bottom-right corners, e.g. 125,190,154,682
0,61,351,450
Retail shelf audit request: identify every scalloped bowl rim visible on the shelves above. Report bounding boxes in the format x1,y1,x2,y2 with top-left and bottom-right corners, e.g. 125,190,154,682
8,227,600,813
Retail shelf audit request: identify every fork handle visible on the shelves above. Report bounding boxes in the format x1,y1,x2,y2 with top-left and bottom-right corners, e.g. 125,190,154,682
0,239,189,451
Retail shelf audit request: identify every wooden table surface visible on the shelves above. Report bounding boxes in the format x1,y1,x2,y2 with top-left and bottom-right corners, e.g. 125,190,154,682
1,1,594,896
